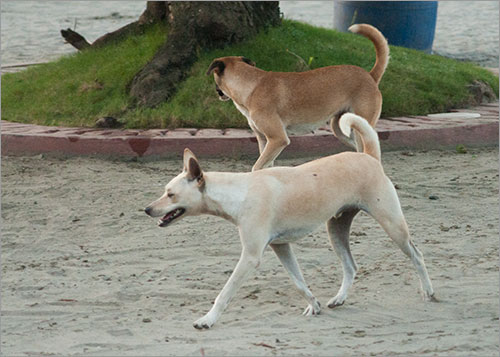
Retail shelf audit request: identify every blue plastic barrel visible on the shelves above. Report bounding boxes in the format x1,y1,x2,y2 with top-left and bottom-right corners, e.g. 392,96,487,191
333,1,438,53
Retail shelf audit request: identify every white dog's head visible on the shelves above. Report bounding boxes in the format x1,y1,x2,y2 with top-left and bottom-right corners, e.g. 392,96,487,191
145,149,205,227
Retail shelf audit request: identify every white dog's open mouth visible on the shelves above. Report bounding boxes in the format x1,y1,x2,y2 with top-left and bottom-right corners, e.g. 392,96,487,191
158,208,186,227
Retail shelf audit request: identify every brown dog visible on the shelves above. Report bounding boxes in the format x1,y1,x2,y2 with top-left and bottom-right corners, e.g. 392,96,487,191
207,24,389,171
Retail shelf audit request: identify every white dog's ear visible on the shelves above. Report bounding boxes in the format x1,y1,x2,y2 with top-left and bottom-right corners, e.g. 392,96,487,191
183,148,204,185
187,157,203,181
183,148,196,171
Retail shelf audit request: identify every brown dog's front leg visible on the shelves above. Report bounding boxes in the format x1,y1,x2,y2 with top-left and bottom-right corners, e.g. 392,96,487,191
248,121,267,154
252,136,290,171
252,117,290,171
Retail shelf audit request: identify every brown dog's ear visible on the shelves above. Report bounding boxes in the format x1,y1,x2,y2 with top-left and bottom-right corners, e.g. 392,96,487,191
206,60,225,76
241,57,256,67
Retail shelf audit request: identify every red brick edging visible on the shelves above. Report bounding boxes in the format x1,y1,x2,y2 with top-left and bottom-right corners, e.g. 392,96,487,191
1,102,498,158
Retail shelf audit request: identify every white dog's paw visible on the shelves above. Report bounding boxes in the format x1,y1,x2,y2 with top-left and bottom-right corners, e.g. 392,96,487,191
424,292,439,303
327,294,346,308
302,300,321,316
193,313,217,330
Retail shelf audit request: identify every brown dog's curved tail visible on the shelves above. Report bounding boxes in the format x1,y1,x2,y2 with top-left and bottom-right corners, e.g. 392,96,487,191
338,113,381,161
349,24,389,85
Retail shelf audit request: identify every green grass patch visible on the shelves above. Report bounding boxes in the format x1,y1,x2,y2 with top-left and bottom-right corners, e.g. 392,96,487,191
2,20,498,129
2,23,167,127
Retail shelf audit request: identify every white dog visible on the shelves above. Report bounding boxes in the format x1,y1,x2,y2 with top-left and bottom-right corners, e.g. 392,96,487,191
145,113,436,329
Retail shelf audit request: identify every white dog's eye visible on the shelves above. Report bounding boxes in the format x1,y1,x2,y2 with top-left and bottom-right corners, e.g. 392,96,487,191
167,193,174,198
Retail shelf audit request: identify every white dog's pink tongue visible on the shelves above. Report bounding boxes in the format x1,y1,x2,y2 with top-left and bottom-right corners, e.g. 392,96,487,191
161,208,185,224
163,211,174,221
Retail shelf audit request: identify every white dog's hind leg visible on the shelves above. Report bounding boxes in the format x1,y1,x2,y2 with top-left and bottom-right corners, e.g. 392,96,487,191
368,184,436,301
270,243,320,316
326,209,359,308
404,240,437,301
381,218,435,301
193,250,262,329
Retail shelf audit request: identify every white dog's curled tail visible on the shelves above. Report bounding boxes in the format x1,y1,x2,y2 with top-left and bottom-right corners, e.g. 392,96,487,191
339,113,381,161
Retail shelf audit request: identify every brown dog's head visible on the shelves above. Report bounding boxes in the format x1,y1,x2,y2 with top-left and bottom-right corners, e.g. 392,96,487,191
144,149,206,228
206,56,256,101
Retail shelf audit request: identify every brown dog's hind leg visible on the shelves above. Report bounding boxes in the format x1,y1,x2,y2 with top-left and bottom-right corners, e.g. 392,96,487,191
331,110,357,150
350,90,383,152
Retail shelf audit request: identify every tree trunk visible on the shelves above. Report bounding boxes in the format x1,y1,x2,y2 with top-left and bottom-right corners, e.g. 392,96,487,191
61,1,280,108
61,2,169,50
129,1,280,107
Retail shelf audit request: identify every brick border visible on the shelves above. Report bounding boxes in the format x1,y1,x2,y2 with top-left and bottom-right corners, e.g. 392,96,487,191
1,103,498,158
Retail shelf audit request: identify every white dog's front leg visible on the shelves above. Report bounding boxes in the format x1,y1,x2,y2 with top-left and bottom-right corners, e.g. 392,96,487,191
193,252,260,329
270,243,320,316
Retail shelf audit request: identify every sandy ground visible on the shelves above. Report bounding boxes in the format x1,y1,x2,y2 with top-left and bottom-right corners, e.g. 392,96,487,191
1,148,498,356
